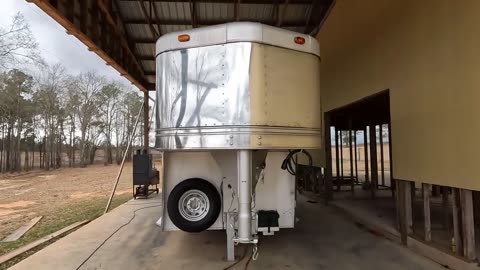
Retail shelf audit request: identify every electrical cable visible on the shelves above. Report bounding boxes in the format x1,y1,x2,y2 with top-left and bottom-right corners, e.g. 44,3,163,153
75,204,161,270
281,149,313,175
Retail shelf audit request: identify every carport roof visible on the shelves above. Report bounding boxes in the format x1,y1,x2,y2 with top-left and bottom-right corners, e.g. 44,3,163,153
28,0,333,92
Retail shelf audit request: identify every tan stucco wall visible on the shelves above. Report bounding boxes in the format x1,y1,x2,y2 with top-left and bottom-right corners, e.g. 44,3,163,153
318,0,480,190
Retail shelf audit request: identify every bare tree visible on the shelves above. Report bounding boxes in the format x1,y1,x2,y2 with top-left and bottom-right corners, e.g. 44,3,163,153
0,69,34,172
75,71,105,167
0,12,42,69
33,63,67,169
99,82,121,164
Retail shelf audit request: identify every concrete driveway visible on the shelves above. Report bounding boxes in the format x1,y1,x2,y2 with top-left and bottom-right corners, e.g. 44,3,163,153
10,194,444,270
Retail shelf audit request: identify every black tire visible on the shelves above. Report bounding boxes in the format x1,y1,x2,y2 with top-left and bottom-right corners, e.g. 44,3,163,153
167,178,221,232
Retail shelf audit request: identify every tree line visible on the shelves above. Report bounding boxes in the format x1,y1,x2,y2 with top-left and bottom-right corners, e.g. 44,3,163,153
0,66,145,173
0,13,147,173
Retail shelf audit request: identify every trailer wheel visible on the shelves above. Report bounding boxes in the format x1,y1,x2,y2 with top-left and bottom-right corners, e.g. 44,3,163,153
167,178,221,232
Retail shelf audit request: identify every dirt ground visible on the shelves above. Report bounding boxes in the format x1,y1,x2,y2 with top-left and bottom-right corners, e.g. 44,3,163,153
0,162,138,254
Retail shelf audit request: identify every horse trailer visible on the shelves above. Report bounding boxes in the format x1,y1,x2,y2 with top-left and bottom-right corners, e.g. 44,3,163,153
155,22,321,261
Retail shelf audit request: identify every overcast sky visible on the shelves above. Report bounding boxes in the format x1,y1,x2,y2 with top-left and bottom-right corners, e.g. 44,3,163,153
0,0,138,89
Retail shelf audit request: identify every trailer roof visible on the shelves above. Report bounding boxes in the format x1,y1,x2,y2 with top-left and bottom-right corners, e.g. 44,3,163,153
156,22,320,57
28,0,333,91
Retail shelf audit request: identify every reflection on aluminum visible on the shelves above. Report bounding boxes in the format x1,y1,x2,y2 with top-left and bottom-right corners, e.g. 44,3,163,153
155,42,320,150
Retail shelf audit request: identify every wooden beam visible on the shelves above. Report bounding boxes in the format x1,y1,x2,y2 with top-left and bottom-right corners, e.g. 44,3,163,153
0,220,89,265
422,183,431,242
1,216,43,242
29,0,149,91
98,0,146,74
460,189,476,261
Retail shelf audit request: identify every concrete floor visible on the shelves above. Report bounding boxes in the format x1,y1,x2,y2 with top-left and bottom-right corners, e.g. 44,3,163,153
10,194,445,270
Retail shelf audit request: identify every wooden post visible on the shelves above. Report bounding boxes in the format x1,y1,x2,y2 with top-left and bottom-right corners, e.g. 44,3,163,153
335,129,340,190
324,114,333,203
369,124,378,198
422,183,431,242
460,189,476,261
354,131,358,184
474,191,480,229
348,120,354,194
410,182,415,233
364,126,369,184
442,186,450,230
143,91,149,152
379,124,385,187
397,180,411,245
452,188,463,256
406,181,413,233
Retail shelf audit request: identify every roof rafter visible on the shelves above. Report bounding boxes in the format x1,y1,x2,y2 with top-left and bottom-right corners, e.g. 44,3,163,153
234,0,242,21
189,0,198,28
118,0,311,3
124,18,308,27
276,0,289,27
139,0,160,38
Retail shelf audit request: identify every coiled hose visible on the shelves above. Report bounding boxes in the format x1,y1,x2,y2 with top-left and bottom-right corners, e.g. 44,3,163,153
281,149,312,175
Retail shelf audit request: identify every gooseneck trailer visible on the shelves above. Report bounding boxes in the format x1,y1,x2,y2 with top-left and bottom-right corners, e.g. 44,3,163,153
155,22,321,261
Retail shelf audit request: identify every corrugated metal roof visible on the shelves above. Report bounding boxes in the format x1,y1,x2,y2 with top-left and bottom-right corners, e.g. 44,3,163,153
113,0,333,86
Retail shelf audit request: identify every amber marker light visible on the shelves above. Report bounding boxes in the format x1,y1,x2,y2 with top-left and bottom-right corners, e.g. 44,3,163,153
178,34,190,42
294,36,305,45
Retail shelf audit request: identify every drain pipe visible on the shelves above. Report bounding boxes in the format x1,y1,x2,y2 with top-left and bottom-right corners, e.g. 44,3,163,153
237,150,253,242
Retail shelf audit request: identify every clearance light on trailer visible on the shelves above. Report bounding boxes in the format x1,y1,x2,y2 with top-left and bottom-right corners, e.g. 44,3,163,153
178,34,190,42
294,36,305,45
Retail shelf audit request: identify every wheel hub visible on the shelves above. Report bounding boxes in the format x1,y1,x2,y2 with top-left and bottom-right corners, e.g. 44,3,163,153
178,190,210,222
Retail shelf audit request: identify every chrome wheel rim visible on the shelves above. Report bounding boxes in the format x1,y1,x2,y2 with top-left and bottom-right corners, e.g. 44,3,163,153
178,190,210,222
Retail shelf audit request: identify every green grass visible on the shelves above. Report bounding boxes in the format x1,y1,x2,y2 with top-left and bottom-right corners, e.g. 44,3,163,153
0,194,131,269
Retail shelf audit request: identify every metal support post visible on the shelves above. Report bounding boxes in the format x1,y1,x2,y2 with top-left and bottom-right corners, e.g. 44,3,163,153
226,212,235,261
237,150,252,242
143,91,149,153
